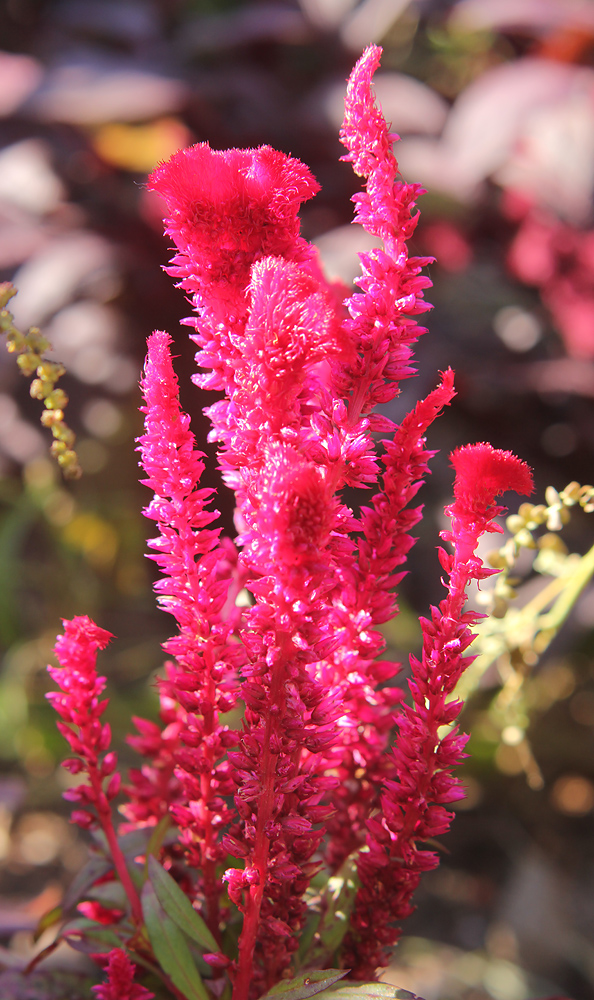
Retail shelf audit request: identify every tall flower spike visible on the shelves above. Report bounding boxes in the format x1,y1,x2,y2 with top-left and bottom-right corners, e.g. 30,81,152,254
47,617,143,927
324,370,456,871
320,42,457,871
343,445,533,979
338,44,434,413
147,45,460,995
138,331,245,937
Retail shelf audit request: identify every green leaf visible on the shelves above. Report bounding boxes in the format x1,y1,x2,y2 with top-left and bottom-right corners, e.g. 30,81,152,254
62,917,123,955
147,854,219,953
91,826,152,860
146,813,172,861
317,855,359,955
87,880,128,909
33,905,63,943
142,880,209,1000
262,970,348,1000
322,983,419,1000
61,853,112,911
118,827,154,859
295,907,321,967
298,854,359,969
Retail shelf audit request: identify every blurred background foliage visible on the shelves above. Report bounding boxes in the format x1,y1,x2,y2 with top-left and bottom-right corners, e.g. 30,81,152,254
0,0,594,997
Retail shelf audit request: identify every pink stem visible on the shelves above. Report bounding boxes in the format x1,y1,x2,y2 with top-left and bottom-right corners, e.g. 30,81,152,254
232,642,287,1000
89,766,144,928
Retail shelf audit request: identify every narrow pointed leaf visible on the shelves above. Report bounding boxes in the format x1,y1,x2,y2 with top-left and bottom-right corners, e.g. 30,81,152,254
146,813,171,861
142,880,209,1000
263,970,348,1000
33,905,63,943
318,854,359,955
62,854,112,911
147,854,218,952
62,917,123,954
322,984,417,1000
299,854,359,969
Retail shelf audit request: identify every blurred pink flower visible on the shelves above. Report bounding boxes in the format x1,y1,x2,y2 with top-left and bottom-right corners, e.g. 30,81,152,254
92,949,154,1000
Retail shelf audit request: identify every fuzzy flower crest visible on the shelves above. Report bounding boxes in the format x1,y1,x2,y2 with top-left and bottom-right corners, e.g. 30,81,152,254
148,143,319,285
451,442,534,507
53,616,113,666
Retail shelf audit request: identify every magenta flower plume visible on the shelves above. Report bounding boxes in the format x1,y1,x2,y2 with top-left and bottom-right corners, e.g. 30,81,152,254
47,616,115,831
138,330,245,936
148,144,321,397
145,44,464,996
45,37,539,999
343,444,533,978
339,44,434,412
77,39,539,999
92,949,154,1000
324,370,456,870
47,617,143,926
316,41,457,872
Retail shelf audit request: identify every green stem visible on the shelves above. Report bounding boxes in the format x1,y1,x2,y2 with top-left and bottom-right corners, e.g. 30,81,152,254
538,540,594,634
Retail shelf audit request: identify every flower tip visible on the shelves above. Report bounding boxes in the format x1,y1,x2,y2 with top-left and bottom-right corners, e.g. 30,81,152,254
351,43,383,79
451,443,533,502
60,615,114,651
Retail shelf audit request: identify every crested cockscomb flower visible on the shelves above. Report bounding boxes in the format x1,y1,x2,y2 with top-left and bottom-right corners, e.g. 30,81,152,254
50,39,537,1000
147,144,323,399
143,41,528,998
444,443,534,572
91,949,154,1000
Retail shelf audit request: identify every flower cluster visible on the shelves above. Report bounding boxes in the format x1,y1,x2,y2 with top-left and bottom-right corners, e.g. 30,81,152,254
46,44,533,1000
92,949,154,1000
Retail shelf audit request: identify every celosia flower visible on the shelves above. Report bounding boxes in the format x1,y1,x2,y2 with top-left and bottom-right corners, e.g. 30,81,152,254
135,41,534,998
47,617,143,926
91,948,154,1000
148,144,322,397
144,42,461,997
46,616,116,831
451,441,534,515
342,443,533,978
138,330,244,936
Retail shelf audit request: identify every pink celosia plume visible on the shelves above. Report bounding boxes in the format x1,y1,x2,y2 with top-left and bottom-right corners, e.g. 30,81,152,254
37,31,542,1000
142,42,528,998
137,329,245,937
47,617,143,926
45,40,535,1000
91,949,154,1000
342,444,533,977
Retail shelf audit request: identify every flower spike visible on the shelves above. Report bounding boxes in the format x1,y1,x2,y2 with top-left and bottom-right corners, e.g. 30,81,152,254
343,442,533,977
92,949,154,1000
47,617,143,927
